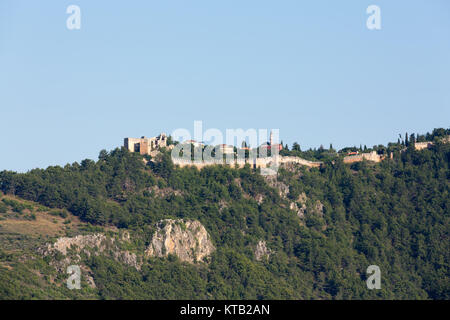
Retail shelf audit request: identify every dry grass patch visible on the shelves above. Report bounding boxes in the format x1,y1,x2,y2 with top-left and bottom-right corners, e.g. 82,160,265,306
0,208,82,237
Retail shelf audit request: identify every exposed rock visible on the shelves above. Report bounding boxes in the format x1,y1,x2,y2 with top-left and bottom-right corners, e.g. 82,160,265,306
40,233,142,271
290,202,306,218
264,176,289,198
120,230,131,241
113,250,141,271
79,265,96,289
244,193,265,205
85,274,96,289
290,192,307,218
290,193,323,218
149,185,183,198
311,200,324,216
233,178,242,188
145,219,215,264
255,194,264,205
218,200,228,213
41,233,110,256
280,161,305,173
297,192,307,205
254,240,271,261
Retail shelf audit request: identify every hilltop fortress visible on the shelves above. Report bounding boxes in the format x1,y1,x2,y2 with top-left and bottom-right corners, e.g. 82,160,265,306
124,133,323,171
171,156,322,170
123,133,449,172
122,133,385,171
343,151,385,164
124,134,168,157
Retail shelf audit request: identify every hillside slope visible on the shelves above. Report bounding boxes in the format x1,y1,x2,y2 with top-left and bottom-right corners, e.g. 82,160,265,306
0,135,449,300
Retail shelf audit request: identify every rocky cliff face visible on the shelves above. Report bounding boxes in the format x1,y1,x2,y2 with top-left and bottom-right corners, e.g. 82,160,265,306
254,240,271,261
145,219,215,264
41,233,109,256
264,176,290,198
39,218,215,280
39,232,141,277
290,192,307,218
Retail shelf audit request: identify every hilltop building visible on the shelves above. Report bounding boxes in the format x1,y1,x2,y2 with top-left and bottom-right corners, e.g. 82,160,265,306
414,141,433,151
218,144,235,155
183,140,204,148
259,130,283,152
343,151,384,164
124,133,168,156
414,136,450,150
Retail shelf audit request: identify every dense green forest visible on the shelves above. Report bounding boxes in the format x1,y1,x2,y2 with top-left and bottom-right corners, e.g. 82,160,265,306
0,129,449,300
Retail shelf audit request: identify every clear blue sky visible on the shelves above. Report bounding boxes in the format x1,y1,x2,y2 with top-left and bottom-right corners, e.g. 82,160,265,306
1,0,449,172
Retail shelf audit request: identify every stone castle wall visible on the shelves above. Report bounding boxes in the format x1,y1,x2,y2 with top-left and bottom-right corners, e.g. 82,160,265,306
171,155,323,170
343,151,383,164
124,134,167,155
414,142,433,151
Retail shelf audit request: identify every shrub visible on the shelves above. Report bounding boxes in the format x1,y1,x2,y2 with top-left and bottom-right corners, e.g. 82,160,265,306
0,202,7,214
2,198,26,213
